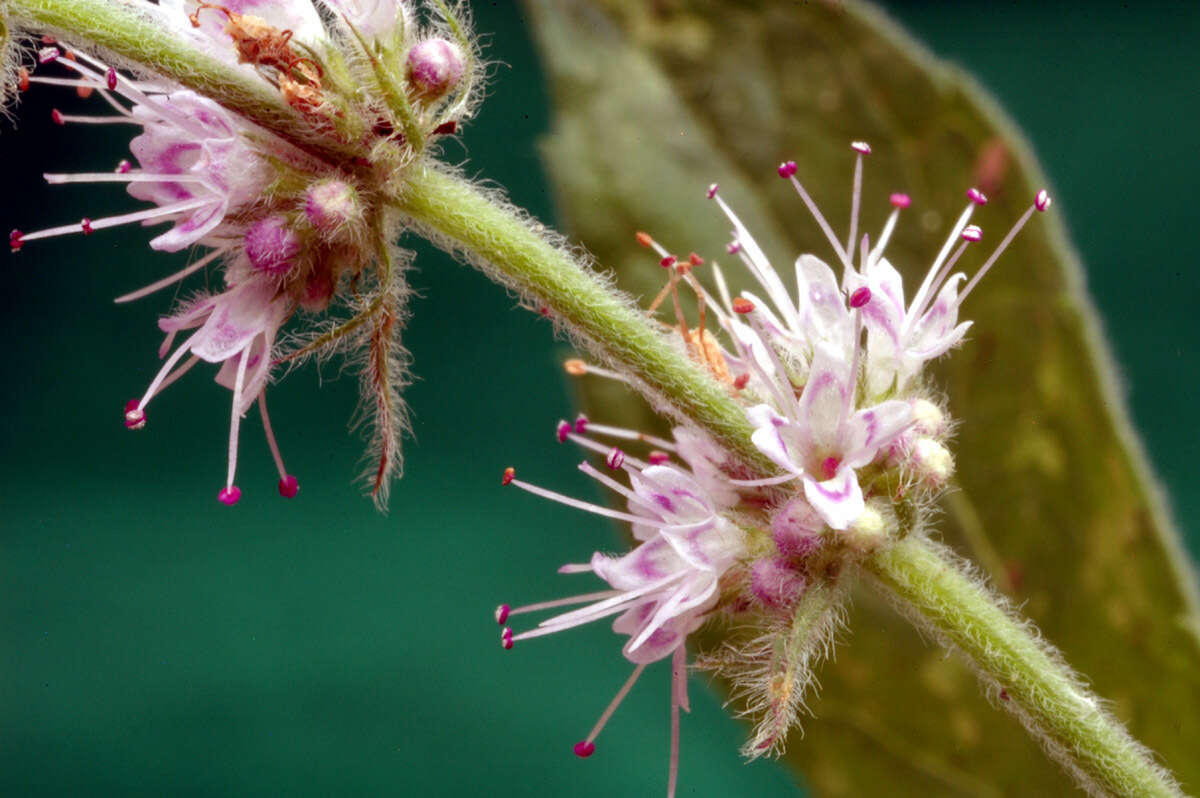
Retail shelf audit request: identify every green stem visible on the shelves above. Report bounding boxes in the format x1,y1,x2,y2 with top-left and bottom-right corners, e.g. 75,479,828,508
7,0,350,163
866,537,1182,798
392,164,774,473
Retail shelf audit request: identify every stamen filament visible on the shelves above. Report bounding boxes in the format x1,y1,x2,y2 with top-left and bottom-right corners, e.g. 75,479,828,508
225,347,251,490
258,392,288,479
568,434,650,471
114,248,226,304
506,590,621,618
577,421,676,451
577,461,658,512
584,664,647,746
508,476,656,526
957,204,1038,305
787,175,851,269
903,202,975,334
19,198,211,243
845,152,864,263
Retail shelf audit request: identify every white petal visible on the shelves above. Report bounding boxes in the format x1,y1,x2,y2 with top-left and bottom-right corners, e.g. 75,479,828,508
842,400,914,469
803,470,865,531
798,343,851,454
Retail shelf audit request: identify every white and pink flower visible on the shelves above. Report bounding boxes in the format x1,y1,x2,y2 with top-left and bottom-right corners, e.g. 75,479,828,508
495,420,747,798
124,275,297,503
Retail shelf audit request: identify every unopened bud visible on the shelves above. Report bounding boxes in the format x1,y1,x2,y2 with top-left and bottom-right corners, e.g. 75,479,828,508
245,216,301,276
847,504,888,551
751,557,807,609
910,438,955,487
406,39,464,100
910,399,946,438
772,497,824,559
305,179,360,235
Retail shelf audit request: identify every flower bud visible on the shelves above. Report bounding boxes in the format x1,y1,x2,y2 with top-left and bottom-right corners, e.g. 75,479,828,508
772,497,824,559
751,557,807,609
910,398,946,438
245,216,301,276
304,179,360,236
909,437,955,488
406,39,464,100
846,503,888,553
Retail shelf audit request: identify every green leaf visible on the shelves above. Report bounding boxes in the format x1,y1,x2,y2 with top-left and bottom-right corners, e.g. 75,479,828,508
523,0,1200,794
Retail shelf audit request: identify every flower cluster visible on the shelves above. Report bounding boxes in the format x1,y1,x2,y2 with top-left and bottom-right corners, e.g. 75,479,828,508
496,143,1048,792
8,0,480,506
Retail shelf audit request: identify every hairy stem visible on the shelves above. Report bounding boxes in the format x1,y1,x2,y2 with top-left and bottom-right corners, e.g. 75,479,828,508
6,0,349,162
865,536,1182,798
393,164,773,473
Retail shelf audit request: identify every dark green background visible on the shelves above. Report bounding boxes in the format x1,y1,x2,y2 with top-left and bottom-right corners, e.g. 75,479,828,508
1,3,1196,796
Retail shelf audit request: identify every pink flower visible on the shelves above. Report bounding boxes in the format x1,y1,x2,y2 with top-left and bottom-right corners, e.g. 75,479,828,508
745,342,912,530
124,276,297,503
495,420,746,798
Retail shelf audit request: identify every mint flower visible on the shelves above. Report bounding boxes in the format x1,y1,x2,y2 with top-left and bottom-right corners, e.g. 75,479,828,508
496,418,747,798
689,142,1050,529
7,1,480,506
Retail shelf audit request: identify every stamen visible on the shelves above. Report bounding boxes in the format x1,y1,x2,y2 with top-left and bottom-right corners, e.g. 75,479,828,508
576,664,648,757
501,467,515,486
705,183,719,199
732,298,754,314
38,46,60,64
124,399,146,430
224,345,252,496
114,248,226,304
605,447,625,470
909,230,979,323
499,591,622,622
1035,190,1052,212
576,461,661,514
218,486,242,505
52,111,142,125
556,420,571,443
18,67,29,91
635,230,672,261
569,419,676,451
505,472,656,526
958,197,1043,305
849,286,872,308
728,472,801,487
258,393,298,499
903,201,977,333
648,451,671,465
135,332,200,411
846,141,869,261
561,359,630,384
501,627,513,650
565,431,651,470
17,198,211,244
890,193,911,208
667,645,688,798
785,172,852,269
966,187,988,205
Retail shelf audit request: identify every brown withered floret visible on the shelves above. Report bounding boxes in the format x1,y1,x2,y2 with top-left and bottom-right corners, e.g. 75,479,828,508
189,3,325,112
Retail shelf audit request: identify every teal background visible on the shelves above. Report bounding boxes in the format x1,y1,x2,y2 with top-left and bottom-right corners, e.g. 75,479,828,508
1,3,1196,796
